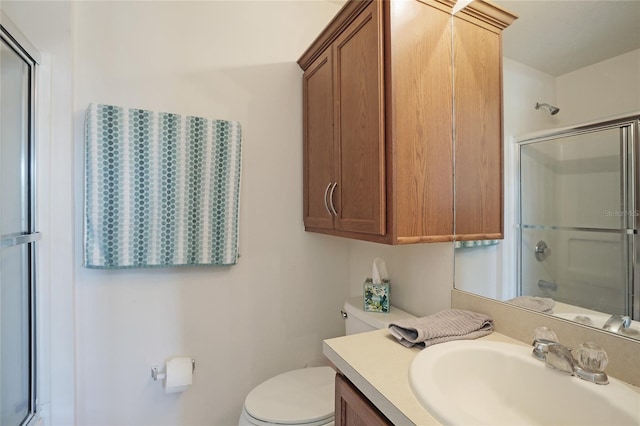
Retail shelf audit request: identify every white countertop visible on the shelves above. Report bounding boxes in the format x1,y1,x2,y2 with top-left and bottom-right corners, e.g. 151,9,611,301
323,330,542,425
324,329,640,425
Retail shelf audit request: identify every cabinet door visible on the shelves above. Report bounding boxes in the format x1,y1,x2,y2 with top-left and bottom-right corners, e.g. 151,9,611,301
453,17,504,239
333,2,386,235
335,373,391,426
390,0,454,240
303,50,335,230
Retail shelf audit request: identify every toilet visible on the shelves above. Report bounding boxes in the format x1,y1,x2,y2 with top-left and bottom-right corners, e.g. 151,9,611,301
238,296,415,426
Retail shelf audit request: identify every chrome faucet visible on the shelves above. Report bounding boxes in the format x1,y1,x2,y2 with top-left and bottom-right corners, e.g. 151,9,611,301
546,343,576,375
602,315,631,333
532,338,576,374
532,327,609,385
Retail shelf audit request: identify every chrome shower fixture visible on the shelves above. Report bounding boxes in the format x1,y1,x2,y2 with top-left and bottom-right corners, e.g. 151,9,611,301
535,102,560,115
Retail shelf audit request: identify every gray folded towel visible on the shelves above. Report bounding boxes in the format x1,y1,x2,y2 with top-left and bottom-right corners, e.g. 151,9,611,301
388,309,494,348
507,296,555,313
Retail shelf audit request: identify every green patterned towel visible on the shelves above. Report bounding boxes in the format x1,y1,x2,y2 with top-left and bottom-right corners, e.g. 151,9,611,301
84,103,242,268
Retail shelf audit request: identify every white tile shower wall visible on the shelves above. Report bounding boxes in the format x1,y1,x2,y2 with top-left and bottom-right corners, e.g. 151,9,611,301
519,142,559,300
73,2,349,425
554,132,625,311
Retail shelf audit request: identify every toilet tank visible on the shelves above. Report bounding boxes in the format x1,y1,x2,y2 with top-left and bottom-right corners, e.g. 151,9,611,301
343,296,415,335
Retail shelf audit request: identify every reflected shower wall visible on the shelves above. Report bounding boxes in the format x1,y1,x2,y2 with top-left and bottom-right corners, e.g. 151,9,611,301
517,114,639,319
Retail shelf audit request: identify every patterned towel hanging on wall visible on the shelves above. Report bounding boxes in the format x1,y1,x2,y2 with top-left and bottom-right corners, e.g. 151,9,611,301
84,103,242,268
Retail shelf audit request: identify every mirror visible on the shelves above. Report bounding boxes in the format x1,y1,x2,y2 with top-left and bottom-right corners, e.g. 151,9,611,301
454,0,640,339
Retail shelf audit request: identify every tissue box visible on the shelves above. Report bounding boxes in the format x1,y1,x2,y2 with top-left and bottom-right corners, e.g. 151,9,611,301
363,278,390,313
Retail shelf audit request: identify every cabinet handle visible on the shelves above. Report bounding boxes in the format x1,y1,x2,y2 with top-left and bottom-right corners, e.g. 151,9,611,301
324,182,333,215
328,182,338,216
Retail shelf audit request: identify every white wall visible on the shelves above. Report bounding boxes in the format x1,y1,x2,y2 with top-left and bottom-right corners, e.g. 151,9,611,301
557,49,640,126
72,3,456,423
348,241,453,318
2,1,457,424
502,58,559,139
8,1,634,422
72,2,351,425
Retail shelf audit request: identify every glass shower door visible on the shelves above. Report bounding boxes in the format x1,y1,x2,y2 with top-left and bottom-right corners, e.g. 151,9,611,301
518,125,633,316
1,26,38,426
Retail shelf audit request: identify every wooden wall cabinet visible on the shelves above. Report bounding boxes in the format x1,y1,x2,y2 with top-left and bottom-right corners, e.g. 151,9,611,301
298,0,516,244
453,3,515,241
335,373,392,426
302,3,385,236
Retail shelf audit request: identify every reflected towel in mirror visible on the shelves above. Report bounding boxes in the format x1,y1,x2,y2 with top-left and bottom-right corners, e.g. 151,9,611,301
507,296,555,313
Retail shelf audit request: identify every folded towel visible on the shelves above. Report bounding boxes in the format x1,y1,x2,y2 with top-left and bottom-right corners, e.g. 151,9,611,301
507,296,555,313
388,309,494,348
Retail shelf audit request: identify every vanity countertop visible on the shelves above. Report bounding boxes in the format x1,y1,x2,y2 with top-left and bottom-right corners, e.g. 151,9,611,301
323,329,525,425
323,329,640,425
324,329,428,425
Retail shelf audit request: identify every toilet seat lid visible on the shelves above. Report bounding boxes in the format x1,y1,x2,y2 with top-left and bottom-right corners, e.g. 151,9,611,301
244,366,335,425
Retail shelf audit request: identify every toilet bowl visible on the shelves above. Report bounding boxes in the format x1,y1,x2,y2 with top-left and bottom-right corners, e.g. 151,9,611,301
238,297,415,426
238,366,335,426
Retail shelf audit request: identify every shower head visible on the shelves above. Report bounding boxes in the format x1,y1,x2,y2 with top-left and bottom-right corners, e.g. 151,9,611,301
535,102,560,115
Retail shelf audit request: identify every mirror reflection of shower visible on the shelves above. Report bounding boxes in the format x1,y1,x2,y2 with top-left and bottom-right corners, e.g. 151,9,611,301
517,114,640,321
535,102,560,115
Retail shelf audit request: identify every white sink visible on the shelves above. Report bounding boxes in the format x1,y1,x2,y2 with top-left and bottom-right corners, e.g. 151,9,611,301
409,340,640,425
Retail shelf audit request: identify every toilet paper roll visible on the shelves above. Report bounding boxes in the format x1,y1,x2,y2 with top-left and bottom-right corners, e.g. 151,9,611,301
164,357,193,394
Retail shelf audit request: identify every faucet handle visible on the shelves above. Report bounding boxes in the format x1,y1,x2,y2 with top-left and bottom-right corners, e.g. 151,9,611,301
532,326,558,343
574,342,609,385
531,327,559,361
575,342,608,371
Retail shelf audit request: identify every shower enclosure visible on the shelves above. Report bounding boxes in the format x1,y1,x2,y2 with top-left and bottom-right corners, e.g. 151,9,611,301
517,113,640,320
1,18,39,426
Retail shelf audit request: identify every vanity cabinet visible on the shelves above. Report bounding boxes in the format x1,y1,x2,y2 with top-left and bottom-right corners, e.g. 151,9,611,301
335,373,392,426
298,0,516,244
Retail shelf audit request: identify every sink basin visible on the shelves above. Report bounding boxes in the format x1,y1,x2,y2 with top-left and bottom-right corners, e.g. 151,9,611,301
409,340,640,425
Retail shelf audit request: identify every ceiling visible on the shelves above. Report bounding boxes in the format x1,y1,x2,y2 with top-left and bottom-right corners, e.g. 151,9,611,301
495,0,640,76
325,0,640,76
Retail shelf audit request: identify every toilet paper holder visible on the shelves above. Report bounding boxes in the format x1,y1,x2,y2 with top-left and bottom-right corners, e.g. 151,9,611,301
151,359,196,381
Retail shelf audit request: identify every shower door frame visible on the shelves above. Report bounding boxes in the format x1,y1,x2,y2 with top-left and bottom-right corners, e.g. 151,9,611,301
0,12,41,426
515,113,640,320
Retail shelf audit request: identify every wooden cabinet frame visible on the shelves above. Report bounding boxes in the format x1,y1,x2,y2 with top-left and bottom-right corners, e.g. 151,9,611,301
335,373,392,426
